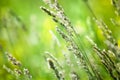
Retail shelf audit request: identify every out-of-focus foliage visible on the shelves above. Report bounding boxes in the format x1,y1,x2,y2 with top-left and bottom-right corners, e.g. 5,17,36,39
0,0,120,80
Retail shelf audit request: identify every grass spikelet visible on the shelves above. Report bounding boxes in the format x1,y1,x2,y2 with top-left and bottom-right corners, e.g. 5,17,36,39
46,58,64,80
111,0,120,16
71,71,80,80
4,52,32,80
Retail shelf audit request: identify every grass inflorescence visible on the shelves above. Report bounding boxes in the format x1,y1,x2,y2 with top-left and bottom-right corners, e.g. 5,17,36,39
41,0,120,80
3,52,32,80
1,0,120,80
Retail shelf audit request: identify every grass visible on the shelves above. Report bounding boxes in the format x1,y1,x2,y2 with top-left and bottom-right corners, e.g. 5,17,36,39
0,0,120,80
40,0,120,80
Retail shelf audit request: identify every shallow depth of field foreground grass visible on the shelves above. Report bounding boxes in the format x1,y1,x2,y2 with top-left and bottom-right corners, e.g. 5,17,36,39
0,0,120,80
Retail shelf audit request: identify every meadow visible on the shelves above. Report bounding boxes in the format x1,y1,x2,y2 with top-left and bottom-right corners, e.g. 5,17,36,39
0,0,120,80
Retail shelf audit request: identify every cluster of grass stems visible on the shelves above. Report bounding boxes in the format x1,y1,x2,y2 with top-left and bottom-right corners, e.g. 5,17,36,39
41,0,120,80
3,52,32,80
0,10,32,80
0,0,120,80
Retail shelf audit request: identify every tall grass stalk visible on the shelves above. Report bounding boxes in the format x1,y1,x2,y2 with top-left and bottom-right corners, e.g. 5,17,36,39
41,0,120,80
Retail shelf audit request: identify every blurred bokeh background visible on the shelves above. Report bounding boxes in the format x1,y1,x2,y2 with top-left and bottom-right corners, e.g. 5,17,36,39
0,0,120,80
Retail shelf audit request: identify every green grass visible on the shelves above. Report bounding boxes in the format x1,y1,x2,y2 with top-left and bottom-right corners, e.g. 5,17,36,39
0,0,120,80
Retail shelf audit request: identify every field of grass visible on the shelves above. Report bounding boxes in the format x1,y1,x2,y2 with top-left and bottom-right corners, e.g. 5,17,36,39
0,0,120,80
